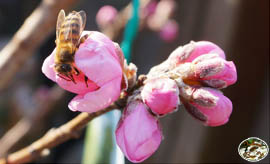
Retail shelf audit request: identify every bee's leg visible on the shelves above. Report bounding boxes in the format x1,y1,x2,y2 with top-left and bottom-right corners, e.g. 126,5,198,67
69,74,76,84
84,75,88,87
57,73,76,84
77,34,89,48
74,67,80,76
57,74,72,81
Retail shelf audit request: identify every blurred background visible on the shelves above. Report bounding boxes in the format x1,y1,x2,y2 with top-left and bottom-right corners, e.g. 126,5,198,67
0,0,269,163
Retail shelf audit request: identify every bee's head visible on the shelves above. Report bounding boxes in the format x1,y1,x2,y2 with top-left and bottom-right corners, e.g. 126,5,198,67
55,64,72,74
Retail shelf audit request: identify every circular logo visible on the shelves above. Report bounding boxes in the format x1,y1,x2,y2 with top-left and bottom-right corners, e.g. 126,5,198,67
238,137,269,162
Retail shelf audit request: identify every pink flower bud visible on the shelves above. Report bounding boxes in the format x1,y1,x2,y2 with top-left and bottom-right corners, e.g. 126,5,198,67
192,54,237,88
180,87,232,127
96,5,118,28
169,41,225,66
42,31,123,113
159,20,179,42
141,78,180,115
116,101,162,163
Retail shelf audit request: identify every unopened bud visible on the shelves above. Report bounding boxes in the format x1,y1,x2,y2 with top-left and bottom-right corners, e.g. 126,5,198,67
115,101,162,163
181,87,232,127
141,78,180,115
192,54,237,88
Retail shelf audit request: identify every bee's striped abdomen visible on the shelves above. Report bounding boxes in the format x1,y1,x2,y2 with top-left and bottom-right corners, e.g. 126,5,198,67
59,12,82,48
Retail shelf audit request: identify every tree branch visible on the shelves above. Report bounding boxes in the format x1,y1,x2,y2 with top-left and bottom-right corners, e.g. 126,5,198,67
0,103,120,164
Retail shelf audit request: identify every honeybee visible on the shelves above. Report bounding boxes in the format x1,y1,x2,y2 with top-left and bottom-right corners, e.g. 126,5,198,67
54,9,89,86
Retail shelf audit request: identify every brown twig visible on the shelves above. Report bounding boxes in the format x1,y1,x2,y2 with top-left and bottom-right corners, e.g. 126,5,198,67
0,103,121,164
0,0,80,91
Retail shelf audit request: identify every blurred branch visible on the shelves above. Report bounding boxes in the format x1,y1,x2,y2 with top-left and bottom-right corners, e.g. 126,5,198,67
0,86,65,157
0,0,80,91
0,119,31,158
0,103,121,164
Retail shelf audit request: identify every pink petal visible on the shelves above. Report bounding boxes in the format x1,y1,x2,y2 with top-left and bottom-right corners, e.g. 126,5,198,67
168,41,225,65
75,34,122,87
81,31,120,63
68,76,121,113
192,41,226,60
41,49,57,82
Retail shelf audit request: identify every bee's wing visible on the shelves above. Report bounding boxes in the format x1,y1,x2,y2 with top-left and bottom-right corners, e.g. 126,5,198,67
64,18,73,41
78,10,86,35
56,10,65,41
63,19,75,51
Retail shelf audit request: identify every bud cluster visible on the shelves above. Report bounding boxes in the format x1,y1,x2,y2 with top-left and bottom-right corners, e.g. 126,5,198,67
147,40,237,126
115,41,237,162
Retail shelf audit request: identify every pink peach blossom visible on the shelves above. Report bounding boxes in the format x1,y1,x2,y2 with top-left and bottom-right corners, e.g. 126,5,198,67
116,101,162,163
42,31,123,113
168,41,226,66
141,78,180,115
96,5,118,28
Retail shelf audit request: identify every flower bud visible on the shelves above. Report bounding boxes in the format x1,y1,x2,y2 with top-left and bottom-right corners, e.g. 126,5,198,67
42,31,122,113
141,78,180,115
96,5,118,29
180,87,233,127
159,20,179,42
116,101,162,163
192,54,237,88
168,41,225,66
